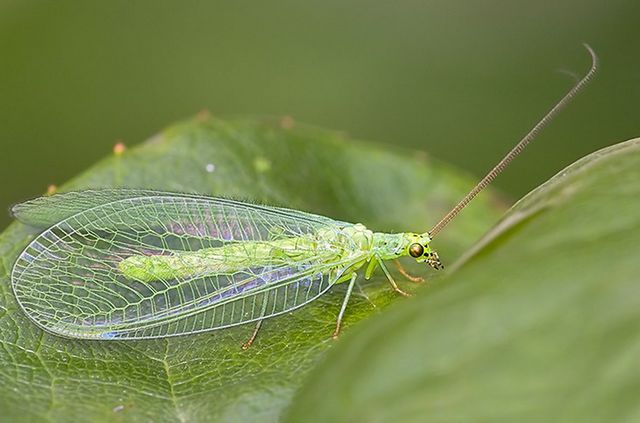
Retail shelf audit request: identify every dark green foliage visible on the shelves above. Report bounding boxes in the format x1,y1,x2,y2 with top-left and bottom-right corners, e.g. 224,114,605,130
286,139,640,423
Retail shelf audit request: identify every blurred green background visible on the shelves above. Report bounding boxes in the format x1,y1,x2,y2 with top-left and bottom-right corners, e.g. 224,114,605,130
1,0,638,230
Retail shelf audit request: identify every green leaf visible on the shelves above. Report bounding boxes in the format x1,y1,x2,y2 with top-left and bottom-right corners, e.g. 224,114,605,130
0,117,503,422
285,138,640,423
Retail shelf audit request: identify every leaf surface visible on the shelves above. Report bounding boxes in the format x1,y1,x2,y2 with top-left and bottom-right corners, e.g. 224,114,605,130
0,117,503,422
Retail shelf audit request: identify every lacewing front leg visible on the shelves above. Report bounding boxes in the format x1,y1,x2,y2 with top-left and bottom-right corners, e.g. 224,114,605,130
393,259,424,283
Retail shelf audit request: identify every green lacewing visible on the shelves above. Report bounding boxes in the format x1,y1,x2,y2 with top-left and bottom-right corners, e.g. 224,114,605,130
10,46,597,346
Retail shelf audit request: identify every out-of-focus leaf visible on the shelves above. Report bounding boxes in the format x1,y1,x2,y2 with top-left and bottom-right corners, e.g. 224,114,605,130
285,138,640,423
0,116,503,422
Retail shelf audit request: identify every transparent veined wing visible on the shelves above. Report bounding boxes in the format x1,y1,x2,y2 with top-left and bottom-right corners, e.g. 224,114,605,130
11,192,364,339
12,189,340,229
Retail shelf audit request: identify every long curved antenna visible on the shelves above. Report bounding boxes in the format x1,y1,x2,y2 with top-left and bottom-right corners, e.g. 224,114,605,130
428,44,598,238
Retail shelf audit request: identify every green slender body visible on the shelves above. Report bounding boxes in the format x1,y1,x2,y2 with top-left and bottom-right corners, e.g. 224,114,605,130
119,223,438,284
